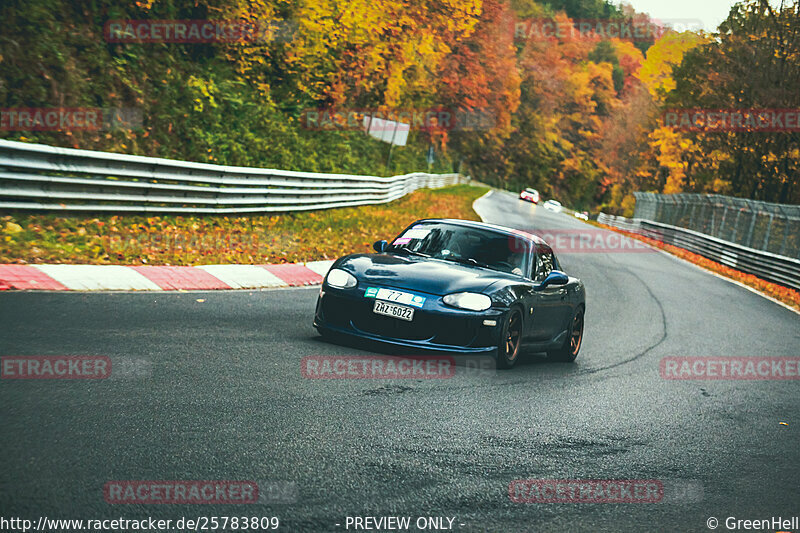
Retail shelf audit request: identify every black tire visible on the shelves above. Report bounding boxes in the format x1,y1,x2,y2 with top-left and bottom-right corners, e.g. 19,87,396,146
548,307,584,362
496,308,524,369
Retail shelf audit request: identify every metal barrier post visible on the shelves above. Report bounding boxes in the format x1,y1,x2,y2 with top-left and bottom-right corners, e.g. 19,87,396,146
762,213,774,252
745,202,758,249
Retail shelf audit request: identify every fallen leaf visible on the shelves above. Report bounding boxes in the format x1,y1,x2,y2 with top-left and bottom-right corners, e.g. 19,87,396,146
4,222,22,234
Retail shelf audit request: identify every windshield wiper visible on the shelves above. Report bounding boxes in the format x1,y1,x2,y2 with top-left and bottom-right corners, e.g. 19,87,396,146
390,247,430,258
443,256,492,269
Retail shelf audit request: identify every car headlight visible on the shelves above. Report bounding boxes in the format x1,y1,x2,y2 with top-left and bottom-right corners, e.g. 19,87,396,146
443,292,492,311
326,268,357,289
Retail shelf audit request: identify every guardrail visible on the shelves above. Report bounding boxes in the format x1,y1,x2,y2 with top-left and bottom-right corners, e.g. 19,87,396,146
597,213,800,291
0,139,466,213
633,192,800,259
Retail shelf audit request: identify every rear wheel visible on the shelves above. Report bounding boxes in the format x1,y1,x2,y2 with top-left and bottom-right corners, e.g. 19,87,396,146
496,309,523,369
548,307,584,362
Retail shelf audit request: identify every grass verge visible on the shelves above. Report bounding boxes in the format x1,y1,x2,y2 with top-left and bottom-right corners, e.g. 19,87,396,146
0,185,488,266
593,222,800,312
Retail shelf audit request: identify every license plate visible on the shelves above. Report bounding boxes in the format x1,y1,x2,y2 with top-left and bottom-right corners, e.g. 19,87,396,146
373,300,414,321
364,287,426,308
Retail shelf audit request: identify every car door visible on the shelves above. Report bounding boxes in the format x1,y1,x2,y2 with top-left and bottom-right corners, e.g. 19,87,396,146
528,245,570,342
549,251,576,335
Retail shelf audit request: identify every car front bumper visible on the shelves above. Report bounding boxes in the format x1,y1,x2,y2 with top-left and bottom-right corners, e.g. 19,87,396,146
313,286,506,354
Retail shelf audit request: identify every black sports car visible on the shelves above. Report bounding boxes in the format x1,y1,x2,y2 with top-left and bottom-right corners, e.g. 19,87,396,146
313,219,586,369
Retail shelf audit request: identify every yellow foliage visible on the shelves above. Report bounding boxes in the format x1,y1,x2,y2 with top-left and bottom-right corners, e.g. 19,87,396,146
286,0,482,106
646,126,713,194
4,222,23,234
620,194,636,218
640,31,708,102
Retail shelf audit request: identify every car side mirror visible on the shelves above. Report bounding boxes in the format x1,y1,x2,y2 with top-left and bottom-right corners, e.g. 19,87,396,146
373,240,388,252
538,270,569,289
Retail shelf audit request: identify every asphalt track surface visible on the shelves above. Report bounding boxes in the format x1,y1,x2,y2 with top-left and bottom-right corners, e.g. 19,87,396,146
1,191,798,532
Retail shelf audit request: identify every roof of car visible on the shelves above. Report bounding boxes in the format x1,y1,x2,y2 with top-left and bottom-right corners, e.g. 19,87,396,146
415,218,547,245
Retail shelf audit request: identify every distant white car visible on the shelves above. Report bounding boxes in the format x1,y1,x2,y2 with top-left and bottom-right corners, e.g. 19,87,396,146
519,188,540,204
574,211,589,221
543,199,562,213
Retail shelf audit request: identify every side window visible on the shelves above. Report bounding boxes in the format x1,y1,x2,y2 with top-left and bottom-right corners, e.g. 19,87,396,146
533,252,544,282
533,246,555,283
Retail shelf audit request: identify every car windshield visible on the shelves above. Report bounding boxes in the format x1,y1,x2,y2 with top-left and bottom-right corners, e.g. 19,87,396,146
388,222,531,276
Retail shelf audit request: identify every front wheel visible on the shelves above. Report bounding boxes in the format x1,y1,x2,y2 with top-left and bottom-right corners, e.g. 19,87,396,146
548,307,584,362
496,309,523,369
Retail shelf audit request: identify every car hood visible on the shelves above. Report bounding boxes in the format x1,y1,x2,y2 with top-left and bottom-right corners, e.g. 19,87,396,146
336,253,512,296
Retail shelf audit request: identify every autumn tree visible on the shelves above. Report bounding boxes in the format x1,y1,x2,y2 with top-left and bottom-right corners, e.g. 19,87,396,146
285,0,482,108
437,0,521,174
668,0,800,203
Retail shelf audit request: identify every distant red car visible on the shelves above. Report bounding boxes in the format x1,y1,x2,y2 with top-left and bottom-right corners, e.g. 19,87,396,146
519,188,540,204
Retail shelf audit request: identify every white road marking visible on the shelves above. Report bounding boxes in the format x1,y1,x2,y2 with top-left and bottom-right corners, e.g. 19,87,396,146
304,260,335,278
32,264,163,291
196,265,286,289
